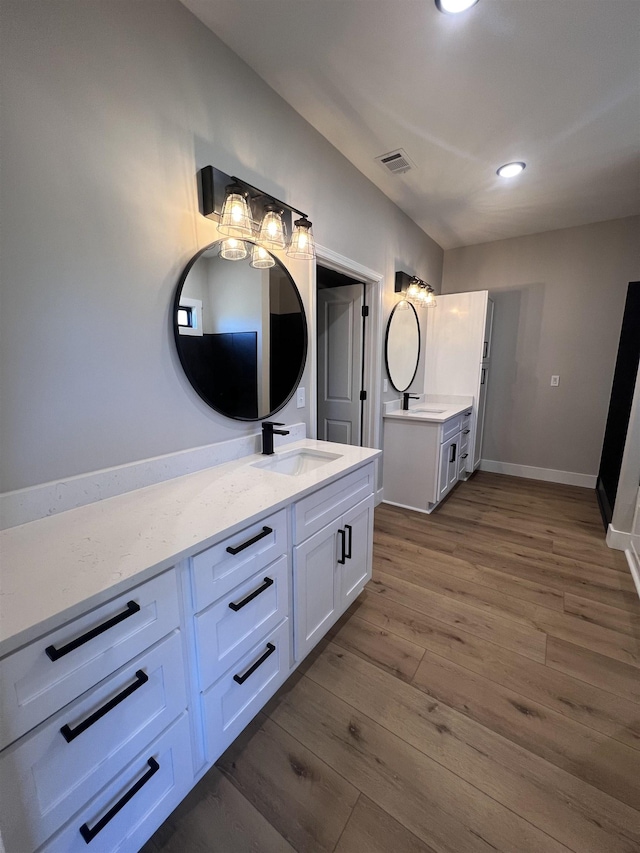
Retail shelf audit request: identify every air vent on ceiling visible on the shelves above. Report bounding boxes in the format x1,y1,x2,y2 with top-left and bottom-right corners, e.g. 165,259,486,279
376,148,414,175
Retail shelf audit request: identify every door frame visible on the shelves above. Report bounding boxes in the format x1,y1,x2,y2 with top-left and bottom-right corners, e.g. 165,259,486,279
310,245,383,450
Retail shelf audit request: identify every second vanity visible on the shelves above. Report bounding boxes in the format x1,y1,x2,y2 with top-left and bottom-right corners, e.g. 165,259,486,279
0,438,379,853
383,397,473,513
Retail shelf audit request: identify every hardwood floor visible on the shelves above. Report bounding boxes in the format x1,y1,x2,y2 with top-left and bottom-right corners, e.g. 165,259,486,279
143,472,640,853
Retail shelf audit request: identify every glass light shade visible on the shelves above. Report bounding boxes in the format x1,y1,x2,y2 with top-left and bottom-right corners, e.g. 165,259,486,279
219,186,254,238
435,0,479,12
396,298,411,311
423,289,437,307
497,161,526,178
219,238,247,261
250,244,275,269
257,206,287,250
287,216,316,260
406,281,422,300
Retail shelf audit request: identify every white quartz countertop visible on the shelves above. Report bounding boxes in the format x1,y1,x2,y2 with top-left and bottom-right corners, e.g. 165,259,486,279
383,402,472,423
0,439,380,657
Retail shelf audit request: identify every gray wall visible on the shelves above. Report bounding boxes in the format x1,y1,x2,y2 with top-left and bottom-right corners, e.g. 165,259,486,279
0,0,442,492
442,217,640,476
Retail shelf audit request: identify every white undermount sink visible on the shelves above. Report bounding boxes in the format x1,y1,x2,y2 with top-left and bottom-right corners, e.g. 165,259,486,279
252,448,342,476
411,407,446,414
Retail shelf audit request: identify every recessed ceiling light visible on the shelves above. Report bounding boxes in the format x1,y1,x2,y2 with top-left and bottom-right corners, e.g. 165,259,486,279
435,0,479,13
496,162,526,178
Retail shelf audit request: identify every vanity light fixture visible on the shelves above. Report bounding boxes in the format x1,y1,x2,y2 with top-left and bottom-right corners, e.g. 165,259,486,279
395,271,436,308
394,270,436,310
219,238,247,261
435,0,479,13
497,161,526,178
250,244,275,269
198,166,316,261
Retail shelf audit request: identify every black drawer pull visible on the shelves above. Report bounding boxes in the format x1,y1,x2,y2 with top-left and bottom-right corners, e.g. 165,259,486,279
344,524,353,560
60,670,149,743
337,528,346,565
79,757,159,843
229,577,274,611
450,444,457,463
226,526,272,555
46,601,141,662
233,643,276,685
461,453,469,459
463,429,470,434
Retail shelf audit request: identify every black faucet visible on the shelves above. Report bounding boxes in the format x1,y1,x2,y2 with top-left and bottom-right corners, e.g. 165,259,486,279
402,393,420,411
261,421,290,455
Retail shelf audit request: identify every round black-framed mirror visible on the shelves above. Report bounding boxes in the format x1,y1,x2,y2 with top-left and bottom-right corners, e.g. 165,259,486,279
385,301,421,392
173,240,308,421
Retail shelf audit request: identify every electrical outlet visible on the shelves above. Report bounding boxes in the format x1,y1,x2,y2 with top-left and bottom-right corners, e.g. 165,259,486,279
296,387,305,408
383,378,388,393
551,375,560,386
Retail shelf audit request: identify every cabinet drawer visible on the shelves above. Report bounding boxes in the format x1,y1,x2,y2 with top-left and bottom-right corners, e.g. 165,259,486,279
39,712,192,853
0,568,180,751
202,618,290,763
441,415,462,443
0,631,186,851
461,409,472,432
191,508,287,613
195,554,289,691
293,463,375,544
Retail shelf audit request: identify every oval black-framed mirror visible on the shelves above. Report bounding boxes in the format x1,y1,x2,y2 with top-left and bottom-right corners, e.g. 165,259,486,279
173,240,308,421
385,301,421,392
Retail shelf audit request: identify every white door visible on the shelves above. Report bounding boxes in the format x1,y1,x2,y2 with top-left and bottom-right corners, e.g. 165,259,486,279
317,284,364,445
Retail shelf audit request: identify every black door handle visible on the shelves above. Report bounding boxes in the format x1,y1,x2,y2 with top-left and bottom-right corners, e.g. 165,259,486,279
450,444,457,463
46,601,141,661
344,524,353,559
226,526,272,555
61,670,149,743
79,757,159,843
233,643,276,685
228,577,274,611
337,528,346,564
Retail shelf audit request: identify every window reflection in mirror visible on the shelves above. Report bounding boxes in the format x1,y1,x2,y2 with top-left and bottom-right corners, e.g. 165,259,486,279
174,242,307,420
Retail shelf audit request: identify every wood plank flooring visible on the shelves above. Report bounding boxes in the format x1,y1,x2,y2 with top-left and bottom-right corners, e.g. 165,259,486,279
143,472,640,853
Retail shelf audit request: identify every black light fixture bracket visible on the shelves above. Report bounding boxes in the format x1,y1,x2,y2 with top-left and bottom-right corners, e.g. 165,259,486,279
198,166,309,235
395,270,433,293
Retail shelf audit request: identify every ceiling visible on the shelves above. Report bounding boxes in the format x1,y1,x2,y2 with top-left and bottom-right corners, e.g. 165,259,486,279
180,0,640,250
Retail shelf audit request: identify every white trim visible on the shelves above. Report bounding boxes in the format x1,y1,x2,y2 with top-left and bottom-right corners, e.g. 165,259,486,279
479,459,597,489
626,543,640,601
0,424,307,530
314,244,384,452
606,523,632,551
375,487,384,506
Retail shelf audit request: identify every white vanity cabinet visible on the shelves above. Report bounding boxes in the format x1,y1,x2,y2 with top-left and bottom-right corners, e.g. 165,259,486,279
292,464,375,662
0,439,380,853
383,410,470,514
0,569,193,853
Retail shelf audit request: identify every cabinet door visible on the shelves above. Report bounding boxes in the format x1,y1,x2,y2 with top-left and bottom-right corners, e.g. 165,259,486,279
293,518,341,662
340,496,374,610
482,298,494,362
438,436,458,500
473,367,489,468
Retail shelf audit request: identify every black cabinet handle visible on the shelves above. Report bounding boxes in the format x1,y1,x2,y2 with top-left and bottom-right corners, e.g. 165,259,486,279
481,368,486,386
483,341,488,359
226,526,272,555
46,601,141,662
228,577,274,611
233,643,276,685
79,757,159,843
60,670,149,743
337,528,346,565
344,524,353,560
450,444,457,463
461,453,469,459
463,429,470,435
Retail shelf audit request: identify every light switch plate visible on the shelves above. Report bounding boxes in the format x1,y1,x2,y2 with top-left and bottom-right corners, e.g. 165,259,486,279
383,378,389,393
296,387,305,408
551,375,560,386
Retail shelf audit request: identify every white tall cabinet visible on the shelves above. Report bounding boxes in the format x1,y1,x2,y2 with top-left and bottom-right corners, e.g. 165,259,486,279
424,291,493,475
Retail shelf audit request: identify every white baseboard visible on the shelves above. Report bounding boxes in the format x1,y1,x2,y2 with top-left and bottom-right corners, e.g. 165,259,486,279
606,523,631,551
375,487,384,506
479,459,597,489
626,544,640,601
